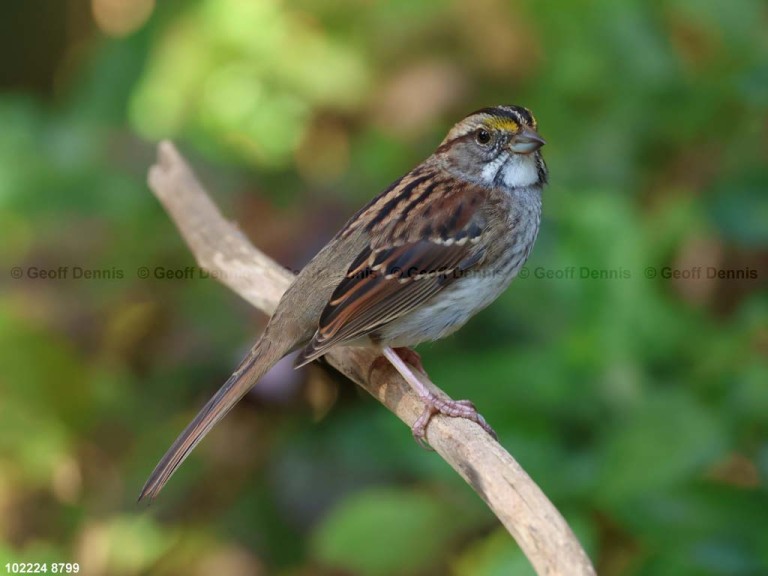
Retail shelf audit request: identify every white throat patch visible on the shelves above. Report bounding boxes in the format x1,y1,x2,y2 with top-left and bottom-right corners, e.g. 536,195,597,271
481,152,539,189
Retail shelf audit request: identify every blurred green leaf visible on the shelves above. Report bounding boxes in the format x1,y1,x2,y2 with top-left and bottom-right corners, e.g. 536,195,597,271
453,528,534,576
595,392,726,505
312,487,468,575
130,0,369,167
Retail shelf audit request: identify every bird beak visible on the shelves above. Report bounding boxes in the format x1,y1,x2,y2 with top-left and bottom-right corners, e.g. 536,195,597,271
509,127,546,154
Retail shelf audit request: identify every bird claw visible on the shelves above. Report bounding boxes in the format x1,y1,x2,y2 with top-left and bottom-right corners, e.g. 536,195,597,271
411,395,497,448
373,347,496,447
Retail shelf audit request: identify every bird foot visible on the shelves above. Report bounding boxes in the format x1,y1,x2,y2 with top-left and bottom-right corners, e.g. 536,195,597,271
412,395,497,449
375,347,496,449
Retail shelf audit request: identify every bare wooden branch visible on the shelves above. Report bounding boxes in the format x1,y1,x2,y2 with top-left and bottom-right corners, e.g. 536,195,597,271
147,140,597,576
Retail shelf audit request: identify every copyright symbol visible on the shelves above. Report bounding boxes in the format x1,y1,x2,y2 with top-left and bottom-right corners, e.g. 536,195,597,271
137,266,150,279
644,267,657,279
519,267,529,279
10,267,22,279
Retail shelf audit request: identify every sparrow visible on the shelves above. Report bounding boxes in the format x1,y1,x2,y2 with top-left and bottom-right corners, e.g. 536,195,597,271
140,104,547,500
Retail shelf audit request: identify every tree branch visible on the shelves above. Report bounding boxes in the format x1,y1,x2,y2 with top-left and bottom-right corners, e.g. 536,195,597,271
147,141,596,576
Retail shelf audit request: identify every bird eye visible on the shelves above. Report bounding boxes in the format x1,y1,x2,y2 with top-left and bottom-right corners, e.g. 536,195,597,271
475,129,492,145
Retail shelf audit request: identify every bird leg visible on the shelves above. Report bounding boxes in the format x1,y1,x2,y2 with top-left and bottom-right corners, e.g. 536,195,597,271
381,346,497,447
392,347,425,373
367,346,424,382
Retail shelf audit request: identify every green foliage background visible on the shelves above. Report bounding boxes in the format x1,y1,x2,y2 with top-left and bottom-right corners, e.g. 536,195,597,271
1,1,767,574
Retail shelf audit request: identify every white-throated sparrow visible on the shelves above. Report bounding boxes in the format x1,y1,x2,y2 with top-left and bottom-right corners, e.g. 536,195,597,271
140,105,547,500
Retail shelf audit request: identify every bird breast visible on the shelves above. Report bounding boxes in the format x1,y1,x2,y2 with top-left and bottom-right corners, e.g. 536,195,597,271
378,184,541,347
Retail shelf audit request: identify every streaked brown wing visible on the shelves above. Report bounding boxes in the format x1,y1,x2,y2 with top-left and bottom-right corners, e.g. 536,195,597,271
296,179,489,365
